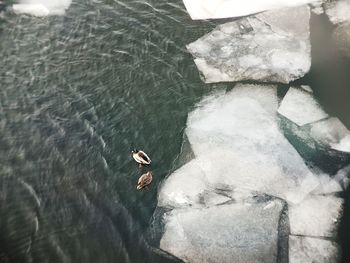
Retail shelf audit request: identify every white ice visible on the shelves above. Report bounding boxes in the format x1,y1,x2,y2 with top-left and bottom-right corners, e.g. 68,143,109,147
289,235,339,263
13,0,72,16
187,6,311,84
310,117,350,153
160,200,284,263
278,87,329,126
159,84,339,208
289,195,343,238
156,84,346,263
334,135,350,152
182,0,321,20
325,0,350,25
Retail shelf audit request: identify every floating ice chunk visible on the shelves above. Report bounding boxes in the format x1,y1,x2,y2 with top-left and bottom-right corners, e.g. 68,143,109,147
289,235,339,263
187,6,311,84
289,195,343,238
278,87,329,126
182,0,320,20
310,117,350,153
13,0,71,16
324,0,350,25
160,200,284,263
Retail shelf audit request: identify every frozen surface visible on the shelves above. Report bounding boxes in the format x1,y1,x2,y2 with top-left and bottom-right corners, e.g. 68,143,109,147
160,200,284,263
324,0,350,25
182,0,320,20
278,87,328,126
13,0,71,16
310,117,350,153
289,235,339,263
183,84,327,204
289,195,343,237
187,6,311,84
154,84,346,263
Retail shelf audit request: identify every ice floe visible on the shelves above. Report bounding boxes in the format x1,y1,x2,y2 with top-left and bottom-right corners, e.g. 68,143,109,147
160,199,284,263
152,84,347,263
289,235,339,263
187,6,311,84
278,87,350,172
289,195,343,238
311,117,350,153
182,0,321,20
324,0,350,25
277,87,328,126
13,0,72,16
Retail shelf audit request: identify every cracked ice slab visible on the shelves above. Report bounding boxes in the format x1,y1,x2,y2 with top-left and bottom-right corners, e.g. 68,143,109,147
159,84,337,210
289,195,343,238
278,87,328,126
187,6,311,84
154,84,346,263
182,0,320,20
13,0,72,16
289,235,339,263
160,199,284,263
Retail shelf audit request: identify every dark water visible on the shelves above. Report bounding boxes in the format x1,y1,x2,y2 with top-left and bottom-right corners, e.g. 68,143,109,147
1,1,350,263
0,1,216,262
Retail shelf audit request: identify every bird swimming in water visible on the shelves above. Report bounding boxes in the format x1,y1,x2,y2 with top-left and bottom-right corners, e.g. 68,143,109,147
137,171,153,190
131,149,151,165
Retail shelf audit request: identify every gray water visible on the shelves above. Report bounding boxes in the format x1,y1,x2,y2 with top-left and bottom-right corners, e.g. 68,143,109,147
1,1,350,263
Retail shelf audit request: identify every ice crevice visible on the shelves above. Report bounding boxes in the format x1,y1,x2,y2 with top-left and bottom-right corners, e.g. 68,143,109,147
151,84,348,263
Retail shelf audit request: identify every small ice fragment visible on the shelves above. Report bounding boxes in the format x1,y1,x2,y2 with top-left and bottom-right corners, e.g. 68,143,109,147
278,87,328,126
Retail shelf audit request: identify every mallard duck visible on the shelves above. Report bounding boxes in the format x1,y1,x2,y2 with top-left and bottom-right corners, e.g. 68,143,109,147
137,171,153,190
131,149,151,165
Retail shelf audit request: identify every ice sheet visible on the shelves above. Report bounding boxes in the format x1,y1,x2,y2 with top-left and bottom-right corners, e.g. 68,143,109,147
187,6,311,84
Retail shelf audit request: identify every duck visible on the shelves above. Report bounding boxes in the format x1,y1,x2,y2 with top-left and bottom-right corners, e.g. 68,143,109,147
137,171,153,190
131,149,151,165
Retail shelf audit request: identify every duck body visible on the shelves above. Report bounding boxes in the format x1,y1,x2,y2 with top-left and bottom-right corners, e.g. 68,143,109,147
137,171,153,190
132,150,151,165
